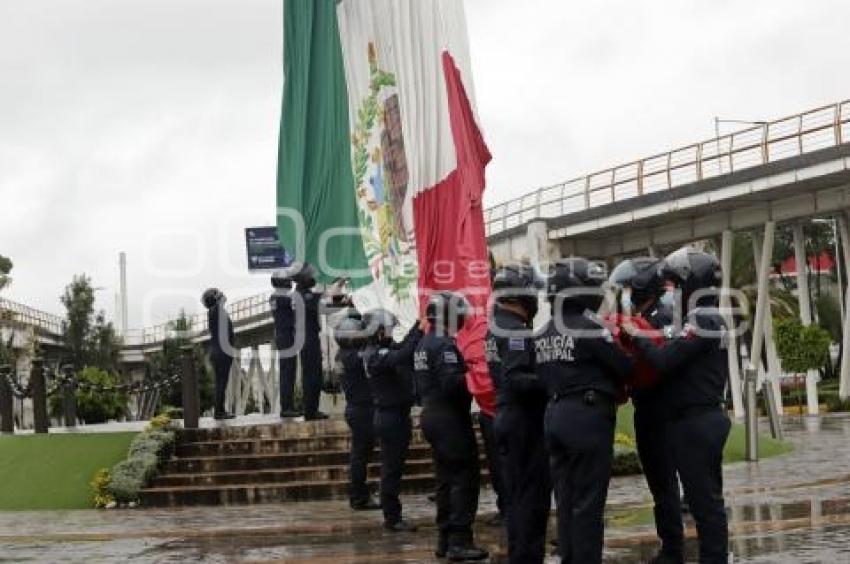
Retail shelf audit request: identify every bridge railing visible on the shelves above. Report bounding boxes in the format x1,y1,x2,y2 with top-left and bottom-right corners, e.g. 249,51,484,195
123,292,274,347
485,100,850,237
0,298,64,335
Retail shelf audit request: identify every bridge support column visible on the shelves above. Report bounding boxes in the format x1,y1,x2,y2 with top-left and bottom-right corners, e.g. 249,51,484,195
793,223,820,415
720,230,744,419
752,227,784,414
838,213,850,399
749,222,775,392
247,345,264,414
527,221,556,266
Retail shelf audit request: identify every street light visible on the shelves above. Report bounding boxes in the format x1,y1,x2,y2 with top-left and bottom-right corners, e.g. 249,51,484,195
714,117,769,175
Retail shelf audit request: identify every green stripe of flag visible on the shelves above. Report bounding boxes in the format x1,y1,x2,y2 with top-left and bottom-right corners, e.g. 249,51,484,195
276,0,370,286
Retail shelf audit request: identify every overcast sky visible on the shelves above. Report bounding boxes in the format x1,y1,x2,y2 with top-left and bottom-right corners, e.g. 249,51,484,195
2,0,850,328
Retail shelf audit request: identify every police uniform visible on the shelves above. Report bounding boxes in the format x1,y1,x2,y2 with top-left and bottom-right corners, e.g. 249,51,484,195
486,304,550,564
300,288,323,418
632,307,730,564
270,291,298,415
414,329,480,555
536,311,632,564
362,324,423,527
630,306,685,563
208,302,235,418
338,345,375,508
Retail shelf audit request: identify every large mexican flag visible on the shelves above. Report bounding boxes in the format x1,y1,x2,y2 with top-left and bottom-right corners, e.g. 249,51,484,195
277,0,495,414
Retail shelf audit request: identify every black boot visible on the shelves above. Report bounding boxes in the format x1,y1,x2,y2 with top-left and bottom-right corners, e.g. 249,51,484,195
214,411,235,420
350,498,380,511
446,544,488,562
649,551,685,564
384,519,418,533
435,532,448,558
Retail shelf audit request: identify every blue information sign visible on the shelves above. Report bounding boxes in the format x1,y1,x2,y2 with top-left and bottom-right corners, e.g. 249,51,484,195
245,227,293,271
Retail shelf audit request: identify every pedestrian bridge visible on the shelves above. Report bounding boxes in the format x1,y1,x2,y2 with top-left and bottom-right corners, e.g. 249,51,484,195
486,100,850,262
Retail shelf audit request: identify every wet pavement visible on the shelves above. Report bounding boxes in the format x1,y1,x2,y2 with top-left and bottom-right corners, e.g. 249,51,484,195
4,414,850,562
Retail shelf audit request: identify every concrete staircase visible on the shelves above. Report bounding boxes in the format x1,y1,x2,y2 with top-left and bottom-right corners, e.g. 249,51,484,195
140,417,489,507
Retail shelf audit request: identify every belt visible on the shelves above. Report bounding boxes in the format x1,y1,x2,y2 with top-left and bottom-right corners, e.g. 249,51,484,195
669,404,723,422
550,389,613,408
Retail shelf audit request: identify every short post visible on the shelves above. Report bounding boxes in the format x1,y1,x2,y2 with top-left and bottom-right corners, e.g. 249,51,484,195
0,366,14,434
30,359,48,434
744,366,759,462
181,346,199,429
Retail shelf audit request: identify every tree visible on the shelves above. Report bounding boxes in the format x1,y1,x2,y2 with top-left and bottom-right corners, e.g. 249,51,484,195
0,254,11,292
148,311,214,413
88,312,122,374
61,275,96,371
774,319,831,374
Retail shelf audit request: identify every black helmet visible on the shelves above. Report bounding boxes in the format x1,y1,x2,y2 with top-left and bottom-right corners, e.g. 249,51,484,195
271,272,293,289
278,262,317,290
426,291,470,332
334,313,368,349
546,258,607,312
492,264,540,318
293,263,317,290
361,309,398,342
609,257,665,307
662,247,721,293
201,288,223,309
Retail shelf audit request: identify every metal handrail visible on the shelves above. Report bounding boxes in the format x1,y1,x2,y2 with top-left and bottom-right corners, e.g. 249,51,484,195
485,100,850,236
0,298,64,335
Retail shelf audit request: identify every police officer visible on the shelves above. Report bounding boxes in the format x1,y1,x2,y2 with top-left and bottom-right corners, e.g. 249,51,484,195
609,258,683,564
275,264,328,420
414,292,488,562
536,258,633,563
334,312,379,511
622,248,731,564
486,265,550,563
361,310,423,532
203,288,236,420
295,264,327,420
270,273,300,418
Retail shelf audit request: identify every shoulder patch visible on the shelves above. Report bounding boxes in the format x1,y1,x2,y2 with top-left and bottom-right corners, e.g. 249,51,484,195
443,351,459,364
378,348,390,357
663,325,676,340
508,337,525,351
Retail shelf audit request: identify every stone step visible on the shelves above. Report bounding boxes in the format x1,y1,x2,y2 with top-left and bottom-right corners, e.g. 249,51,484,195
162,444,440,474
150,457,462,488
179,419,352,443
176,431,428,458
140,472,439,507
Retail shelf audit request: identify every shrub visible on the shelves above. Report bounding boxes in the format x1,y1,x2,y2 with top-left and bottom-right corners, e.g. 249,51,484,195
50,366,128,424
147,413,172,432
774,319,831,374
90,468,114,509
826,395,850,413
106,427,176,504
612,444,642,476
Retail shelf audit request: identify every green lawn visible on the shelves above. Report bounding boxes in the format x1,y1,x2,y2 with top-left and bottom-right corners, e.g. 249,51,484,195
616,403,793,463
0,433,136,510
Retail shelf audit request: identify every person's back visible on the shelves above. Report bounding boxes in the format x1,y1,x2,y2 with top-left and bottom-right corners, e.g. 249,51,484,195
414,292,487,561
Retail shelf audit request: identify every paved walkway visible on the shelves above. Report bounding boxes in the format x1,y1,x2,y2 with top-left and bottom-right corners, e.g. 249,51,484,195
3,414,850,562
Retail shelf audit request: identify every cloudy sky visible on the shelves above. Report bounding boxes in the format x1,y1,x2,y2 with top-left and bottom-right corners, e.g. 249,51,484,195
2,0,849,328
